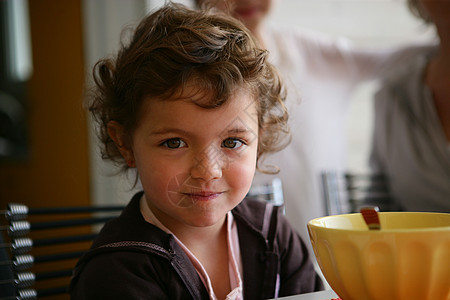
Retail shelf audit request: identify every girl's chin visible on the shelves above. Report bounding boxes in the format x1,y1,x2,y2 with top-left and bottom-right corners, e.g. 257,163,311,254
182,212,227,228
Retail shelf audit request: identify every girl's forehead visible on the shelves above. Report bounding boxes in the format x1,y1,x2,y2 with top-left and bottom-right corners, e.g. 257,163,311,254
161,83,252,107
138,89,259,136
135,81,259,128
164,82,257,108
162,87,255,110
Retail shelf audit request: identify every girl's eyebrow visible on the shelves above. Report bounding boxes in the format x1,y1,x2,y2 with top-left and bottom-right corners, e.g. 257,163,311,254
224,127,251,135
149,125,252,137
149,128,190,136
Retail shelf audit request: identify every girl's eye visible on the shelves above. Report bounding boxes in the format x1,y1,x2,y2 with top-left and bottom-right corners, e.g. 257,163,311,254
162,138,186,149
222,138,245,149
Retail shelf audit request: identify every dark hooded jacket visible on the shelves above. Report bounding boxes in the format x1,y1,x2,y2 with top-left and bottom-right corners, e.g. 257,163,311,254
70,192,323,299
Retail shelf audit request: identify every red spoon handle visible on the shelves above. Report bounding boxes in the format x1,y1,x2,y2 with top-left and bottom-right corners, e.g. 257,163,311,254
360,206,381,230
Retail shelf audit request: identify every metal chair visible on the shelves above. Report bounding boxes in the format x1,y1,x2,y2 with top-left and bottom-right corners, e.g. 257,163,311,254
0,203,125,299
321,170,398,215
247,178,285,214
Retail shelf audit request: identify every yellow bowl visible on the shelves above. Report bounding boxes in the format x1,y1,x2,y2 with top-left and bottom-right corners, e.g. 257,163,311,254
307,212,450,300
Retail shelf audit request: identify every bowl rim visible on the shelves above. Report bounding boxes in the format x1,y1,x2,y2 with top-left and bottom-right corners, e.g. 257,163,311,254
307,211,450,233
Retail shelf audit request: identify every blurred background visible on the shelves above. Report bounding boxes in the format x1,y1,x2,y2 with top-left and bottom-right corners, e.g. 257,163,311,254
0,0,434,210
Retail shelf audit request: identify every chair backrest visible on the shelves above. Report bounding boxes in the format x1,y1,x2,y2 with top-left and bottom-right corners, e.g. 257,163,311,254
321,170,397,215
247,178,285,214
0,204,125,300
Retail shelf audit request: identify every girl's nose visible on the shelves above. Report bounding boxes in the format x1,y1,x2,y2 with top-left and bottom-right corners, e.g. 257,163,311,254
190,147,223,182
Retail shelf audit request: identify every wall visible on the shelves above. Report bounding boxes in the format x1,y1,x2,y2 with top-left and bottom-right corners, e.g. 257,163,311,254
82,0,149,205
0,0,89,209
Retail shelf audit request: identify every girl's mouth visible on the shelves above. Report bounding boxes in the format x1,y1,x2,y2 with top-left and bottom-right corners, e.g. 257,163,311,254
181,191,222,201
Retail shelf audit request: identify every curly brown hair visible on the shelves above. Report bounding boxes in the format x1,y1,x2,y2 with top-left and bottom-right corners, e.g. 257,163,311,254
88,2,289,174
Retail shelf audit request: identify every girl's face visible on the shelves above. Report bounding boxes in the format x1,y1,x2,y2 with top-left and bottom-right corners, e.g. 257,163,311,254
119,87,259,232
209,0,274,33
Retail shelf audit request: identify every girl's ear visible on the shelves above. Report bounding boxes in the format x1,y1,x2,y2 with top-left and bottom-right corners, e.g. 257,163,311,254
107,121,136,167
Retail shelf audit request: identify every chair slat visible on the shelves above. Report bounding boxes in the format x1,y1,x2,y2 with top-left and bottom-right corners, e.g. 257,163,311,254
1,203,125,298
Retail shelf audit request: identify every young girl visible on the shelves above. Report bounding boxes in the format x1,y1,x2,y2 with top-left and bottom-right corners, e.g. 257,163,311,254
70,3,323,299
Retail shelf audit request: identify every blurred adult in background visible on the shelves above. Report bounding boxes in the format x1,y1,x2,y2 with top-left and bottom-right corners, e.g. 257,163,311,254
194,0,435,243
369,0,450,212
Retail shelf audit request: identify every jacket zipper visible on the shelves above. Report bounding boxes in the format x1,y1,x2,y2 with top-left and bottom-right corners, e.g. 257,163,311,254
99,241,174,260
